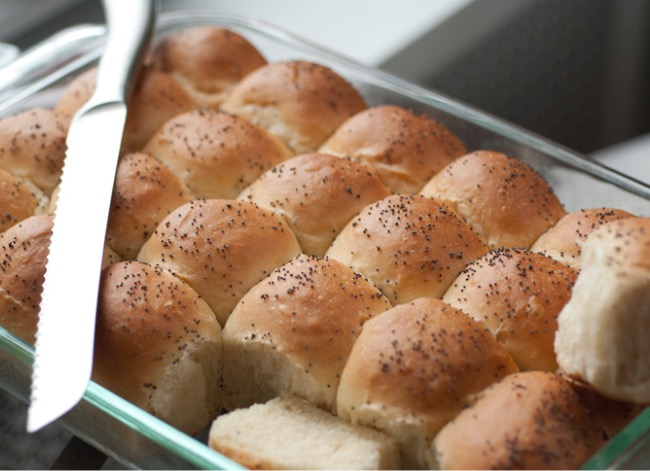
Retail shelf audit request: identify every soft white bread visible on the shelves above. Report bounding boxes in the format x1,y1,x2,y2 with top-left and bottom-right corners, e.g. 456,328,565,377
0,215,52,344
319,105,466,193
554,217,650,403
221,254,392,412
420,150,567,249
238,153,391,256
150,26,267,108
55,65,194,150
0,167,48,231
0,108,67,194
106,151,193,259
137,199,301,326
531,208,635,269
430,371,606,470
93,260,222,436
442,248,578,371
221,60,367,155
326,194,488,305
337,297,519,469
143,109,291,199
209,395,400,470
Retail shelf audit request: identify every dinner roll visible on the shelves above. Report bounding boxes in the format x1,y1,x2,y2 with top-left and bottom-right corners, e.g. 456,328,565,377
0,167,48,231
566,375,645,440
326,194,488,304
221,254,392,412
555,217,650,403
442,248,578,371
238,153,391,256
420,150,567,249
106,151,193,259
0,108,67,194
337,297,519,469
531,208,635,269
0,215,52,344
319,105,466,193
143,109,291,199
137,199,301,326
55,65,194,150
150,26,267,108
222,60,367,154
0,215,118,345
430,371,606,470
93,260,222,435
209,395,400,470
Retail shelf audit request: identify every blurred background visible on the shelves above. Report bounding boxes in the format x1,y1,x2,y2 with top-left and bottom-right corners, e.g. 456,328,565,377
0,0,649,468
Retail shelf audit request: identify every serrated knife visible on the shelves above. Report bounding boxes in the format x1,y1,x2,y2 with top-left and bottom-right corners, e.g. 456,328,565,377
28,0,156,433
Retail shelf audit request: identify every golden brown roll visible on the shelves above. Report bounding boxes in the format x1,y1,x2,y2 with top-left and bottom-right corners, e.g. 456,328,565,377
0,215,119,345
209,396,401,470
337,297,519,469
0,108,67,194
0,167,48,231
566,375,645,440
0,214,52,344
137,199,302,326
442,248,578,371
531,207,635,269
143,109,291,199
93,260,222,435
55,65,194,150
106,151,193,259
221,254,392,412
238,153,391,256
429,371,606,470
419,150,567,249
319,105,466,193
325,194,488,305
222,60,367,155
554,217,650,403
150,26,267,108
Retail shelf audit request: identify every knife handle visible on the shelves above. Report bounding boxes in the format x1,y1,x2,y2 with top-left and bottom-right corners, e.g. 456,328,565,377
87,0,157,108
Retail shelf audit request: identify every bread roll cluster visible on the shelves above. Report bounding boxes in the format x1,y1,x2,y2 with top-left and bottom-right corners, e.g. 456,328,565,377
0,24,647,470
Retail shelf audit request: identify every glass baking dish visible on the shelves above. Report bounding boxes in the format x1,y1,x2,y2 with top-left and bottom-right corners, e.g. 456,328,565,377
0,10,649,470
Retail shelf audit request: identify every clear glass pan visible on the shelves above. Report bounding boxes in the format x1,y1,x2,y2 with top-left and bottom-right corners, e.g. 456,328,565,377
0,10,648,470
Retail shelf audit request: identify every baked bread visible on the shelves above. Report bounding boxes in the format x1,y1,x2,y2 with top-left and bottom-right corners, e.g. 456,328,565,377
150,26,267,108
326,194,488,304
319,105,466,193
106,151,193,259
0,215,115,345
430,371,606,470
209,395,400,470
0,108,67,194
55,65,194,150
442,248,578,371
238,152,391,256
337,297,519,469
554,217,650,403
143,109,291,199
531,208,635,269
93,260,222,435
419,150,567,249
222,60,367,154
137,199,302,326
221,254,392,412
0,167,48,231
0,215,52,344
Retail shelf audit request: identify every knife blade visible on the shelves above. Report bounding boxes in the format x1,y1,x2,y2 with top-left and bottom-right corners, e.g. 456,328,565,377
28,0,156,433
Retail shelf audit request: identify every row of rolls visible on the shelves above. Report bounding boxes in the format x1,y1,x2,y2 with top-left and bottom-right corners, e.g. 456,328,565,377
0,25,648,470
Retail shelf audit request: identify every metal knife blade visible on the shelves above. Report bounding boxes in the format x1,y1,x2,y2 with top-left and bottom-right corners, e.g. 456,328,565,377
28,0,156,433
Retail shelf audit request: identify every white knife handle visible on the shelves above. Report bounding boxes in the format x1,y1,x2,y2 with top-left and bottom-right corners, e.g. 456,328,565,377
87,0,157,108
